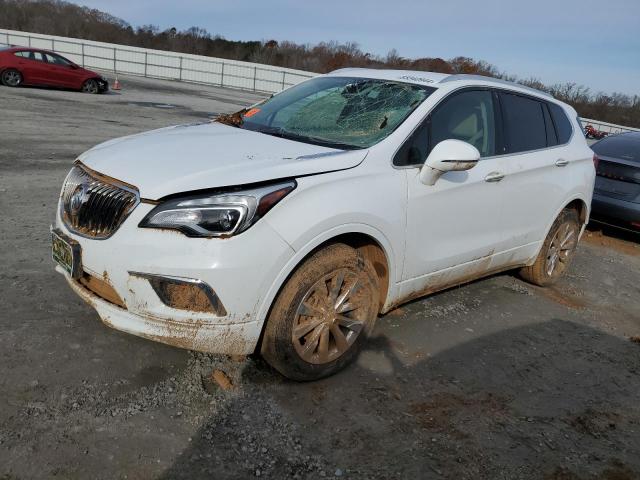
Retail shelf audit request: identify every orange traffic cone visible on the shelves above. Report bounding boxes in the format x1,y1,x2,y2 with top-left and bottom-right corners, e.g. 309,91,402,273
112,76,121,91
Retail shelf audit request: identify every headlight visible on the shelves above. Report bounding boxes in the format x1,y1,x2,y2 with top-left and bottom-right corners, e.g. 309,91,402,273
139,180,296,237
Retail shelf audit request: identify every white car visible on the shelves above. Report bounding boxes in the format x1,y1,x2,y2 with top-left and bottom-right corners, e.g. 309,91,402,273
53,69,595,380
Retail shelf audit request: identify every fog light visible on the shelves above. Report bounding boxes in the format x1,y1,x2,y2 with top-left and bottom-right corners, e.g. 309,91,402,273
129,272,227,316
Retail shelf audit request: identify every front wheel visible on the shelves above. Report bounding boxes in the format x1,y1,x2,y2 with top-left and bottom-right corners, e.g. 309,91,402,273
1,69,23,87
519,209,580,286
81,79,99,94
261,243,380,381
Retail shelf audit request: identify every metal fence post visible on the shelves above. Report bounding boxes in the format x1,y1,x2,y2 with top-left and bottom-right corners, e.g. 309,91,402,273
81,43,85,67
253,66,257,91
28,35,31,47
144,52,148,77
113,47,117,73
281,71,286,90
179,56,183,81
220,63,225,87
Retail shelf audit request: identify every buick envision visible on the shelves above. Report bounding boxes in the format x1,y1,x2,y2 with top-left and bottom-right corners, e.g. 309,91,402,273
52,69,595,380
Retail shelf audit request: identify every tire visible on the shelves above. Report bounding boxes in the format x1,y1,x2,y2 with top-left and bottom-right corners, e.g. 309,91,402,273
81,79,99,94
519,209,581,287
1,69,23,87
261,243,380,381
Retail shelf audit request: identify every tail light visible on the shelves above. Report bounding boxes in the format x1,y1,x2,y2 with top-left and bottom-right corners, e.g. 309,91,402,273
593,153,600,170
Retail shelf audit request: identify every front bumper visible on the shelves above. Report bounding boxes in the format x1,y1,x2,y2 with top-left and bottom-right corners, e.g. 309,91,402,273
97,79,109,93
57,265,261,354
54,201,295,354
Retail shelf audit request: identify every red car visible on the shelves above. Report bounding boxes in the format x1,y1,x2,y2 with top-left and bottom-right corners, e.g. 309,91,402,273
0,46,108,93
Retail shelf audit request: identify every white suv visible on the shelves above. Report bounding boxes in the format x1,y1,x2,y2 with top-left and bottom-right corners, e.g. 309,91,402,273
53,69,595,380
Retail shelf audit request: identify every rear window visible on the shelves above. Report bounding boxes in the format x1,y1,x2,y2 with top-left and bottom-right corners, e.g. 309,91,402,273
500,93,547,153
592,135,640,163
548,103,573,144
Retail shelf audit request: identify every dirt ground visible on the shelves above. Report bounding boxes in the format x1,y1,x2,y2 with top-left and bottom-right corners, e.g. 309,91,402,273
1,75,639,480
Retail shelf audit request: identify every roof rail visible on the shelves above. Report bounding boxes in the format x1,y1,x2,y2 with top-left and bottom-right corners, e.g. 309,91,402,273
440,74,553,98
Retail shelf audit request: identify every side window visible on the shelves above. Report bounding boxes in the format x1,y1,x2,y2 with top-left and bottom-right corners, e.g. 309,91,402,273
430,90,496,157
44,53,70,66
542,103,558,147
500,93,547,153
548,103,573,144
20,51,44,62
393,120,429,166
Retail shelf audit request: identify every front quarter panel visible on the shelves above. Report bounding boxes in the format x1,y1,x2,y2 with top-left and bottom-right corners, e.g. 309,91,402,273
262,158,406,314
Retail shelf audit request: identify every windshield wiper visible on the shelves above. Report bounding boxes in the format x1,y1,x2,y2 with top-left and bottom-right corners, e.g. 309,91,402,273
257,127,363,150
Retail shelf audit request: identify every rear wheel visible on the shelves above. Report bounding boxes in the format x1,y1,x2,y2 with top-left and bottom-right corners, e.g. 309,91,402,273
1,69,23,87
261,243,380,381
519,209,580,286
81,79,99,94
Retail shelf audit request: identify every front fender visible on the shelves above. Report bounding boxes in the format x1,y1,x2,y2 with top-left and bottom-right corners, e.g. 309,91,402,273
254,222,399,330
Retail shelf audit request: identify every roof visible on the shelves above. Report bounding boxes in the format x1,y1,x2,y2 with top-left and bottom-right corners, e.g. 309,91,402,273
327,68,449,86
1,45,54,53
327,68,552,99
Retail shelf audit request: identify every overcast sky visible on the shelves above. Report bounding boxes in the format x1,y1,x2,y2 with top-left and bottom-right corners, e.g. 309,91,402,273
70,0,640,96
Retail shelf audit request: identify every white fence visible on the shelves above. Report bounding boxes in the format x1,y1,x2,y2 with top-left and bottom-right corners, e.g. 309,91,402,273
0,29,316,94
2,29,638,134
579,117,639,135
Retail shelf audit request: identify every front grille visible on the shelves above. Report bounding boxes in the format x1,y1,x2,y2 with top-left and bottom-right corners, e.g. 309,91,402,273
60,163,139,239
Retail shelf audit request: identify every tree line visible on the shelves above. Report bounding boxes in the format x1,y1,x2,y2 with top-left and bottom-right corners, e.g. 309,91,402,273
2,0,638,128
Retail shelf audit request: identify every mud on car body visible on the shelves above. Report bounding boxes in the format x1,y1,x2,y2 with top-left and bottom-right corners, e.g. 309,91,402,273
53,68,595,380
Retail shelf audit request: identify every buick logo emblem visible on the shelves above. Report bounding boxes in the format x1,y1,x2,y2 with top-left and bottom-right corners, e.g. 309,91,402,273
69,184,88,216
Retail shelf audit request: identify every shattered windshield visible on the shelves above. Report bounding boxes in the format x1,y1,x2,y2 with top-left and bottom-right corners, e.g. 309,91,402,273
230,77,435,150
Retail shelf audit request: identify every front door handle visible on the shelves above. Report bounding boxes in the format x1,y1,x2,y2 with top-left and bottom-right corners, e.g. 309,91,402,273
485,171,505,183
555,158,569,167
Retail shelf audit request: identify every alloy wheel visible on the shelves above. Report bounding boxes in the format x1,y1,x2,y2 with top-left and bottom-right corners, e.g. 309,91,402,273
82,80,98,94
545,221,578,277
292,269,368,365
3,70,22,87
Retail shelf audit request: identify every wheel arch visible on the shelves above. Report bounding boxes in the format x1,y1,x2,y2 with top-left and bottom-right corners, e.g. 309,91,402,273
79,76,102,92
564,197,589,226
529,195,590,266
253,225,396,353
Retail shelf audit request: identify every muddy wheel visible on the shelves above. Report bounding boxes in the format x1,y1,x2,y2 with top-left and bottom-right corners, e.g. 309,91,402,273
1,69,23,87
519,209,580,287
261,243,380,381
81,79,99,94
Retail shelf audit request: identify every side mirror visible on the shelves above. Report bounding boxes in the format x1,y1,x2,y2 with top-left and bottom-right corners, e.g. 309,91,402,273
69,63,79,69
419,139,480,186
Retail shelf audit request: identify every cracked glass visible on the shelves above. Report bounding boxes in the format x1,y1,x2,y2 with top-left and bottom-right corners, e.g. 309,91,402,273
238,76,435,150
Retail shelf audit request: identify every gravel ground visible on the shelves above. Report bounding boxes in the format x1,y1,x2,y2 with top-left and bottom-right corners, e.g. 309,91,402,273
0,75,639,480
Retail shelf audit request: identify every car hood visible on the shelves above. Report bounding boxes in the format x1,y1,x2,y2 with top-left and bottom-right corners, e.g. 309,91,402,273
78,122,368,199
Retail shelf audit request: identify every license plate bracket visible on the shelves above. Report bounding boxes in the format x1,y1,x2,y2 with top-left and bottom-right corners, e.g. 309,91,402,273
51,228,82,279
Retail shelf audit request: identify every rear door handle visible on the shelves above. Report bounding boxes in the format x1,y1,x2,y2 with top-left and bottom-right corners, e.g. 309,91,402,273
555,158,569,167
485,171,505,182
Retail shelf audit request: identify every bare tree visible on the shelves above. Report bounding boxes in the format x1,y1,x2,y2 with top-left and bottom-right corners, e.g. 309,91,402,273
1,0,637,126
